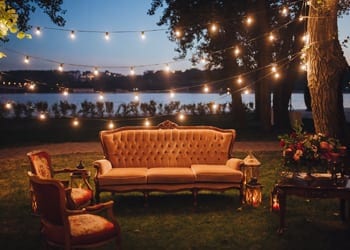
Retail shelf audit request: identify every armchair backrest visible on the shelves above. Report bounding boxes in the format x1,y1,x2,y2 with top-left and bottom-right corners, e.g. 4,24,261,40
28,172,66,226
27,150,54,179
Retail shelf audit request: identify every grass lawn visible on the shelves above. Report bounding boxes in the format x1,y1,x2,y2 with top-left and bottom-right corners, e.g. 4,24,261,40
1,151,350,250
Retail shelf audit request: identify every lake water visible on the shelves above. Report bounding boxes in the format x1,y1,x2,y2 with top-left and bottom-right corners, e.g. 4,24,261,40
1,92,350,110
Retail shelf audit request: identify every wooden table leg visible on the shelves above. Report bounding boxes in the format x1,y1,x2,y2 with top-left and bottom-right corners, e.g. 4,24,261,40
277,190,286,234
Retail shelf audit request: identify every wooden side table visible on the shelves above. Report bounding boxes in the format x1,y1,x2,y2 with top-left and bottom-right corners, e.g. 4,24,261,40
70,170,92,189
273,173,350,234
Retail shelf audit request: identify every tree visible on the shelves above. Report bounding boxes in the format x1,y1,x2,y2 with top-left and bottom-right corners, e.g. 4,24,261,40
148,0,306,130
306,0,350,143
0,0,65,58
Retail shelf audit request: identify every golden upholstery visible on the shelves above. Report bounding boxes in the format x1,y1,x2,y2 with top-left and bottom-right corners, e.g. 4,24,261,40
27,150,93,211
94,120,244,204
28,173,121,250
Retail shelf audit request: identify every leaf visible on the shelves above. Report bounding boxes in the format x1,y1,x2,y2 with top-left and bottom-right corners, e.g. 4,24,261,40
16,31,25,39
0,52,7,58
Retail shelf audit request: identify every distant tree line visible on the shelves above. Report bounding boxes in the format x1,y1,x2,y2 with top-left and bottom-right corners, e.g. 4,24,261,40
0,99,255,119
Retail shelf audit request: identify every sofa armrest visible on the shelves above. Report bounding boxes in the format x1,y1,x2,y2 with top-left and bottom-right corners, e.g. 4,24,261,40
93,159,112,176
226,158,243,171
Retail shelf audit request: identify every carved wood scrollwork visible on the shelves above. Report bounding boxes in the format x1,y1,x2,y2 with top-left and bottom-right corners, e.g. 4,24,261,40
157,120,178,129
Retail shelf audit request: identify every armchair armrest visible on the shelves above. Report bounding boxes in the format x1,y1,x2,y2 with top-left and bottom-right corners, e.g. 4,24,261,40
93,159,112,176
226,158,243,171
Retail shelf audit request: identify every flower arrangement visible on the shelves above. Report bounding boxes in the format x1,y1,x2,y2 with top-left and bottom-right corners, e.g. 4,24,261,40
278,123,346,172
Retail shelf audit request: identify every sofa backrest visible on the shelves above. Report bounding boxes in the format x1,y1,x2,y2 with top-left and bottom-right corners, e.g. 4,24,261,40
99,120,236,168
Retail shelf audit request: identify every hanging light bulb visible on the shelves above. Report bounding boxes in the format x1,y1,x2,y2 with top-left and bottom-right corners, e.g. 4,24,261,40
130,67,135,76
24,56,30,64
62,89,69,96
70,30,76,39
212,103,218,111
134,93,139,101
164,64,170,72
300,63,308,71
35,27,41,35
237,76,243,84
299,15,304,22
5,102,12,109
144,118,151,126
244,89,250,95
269,32,275,42
94,67,99,76
58,63,64,72
178,113,185,121
281,7,288,16
234,46,240,56
28,83,36,91
108,120,115,129
271,65,277,73
141,31,146,40
175,29,181,38
99,92,104,100
274,72,280,79
203,85,209,93
105,32,110,40
200,57,206,64
210,23,218,33
302,33,309,44
39,112,47,120
246,16,254,26
170,91,175,98
72,118,79,127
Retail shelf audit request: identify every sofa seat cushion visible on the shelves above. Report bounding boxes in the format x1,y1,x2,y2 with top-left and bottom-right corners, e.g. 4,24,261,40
147,168,195,184
98,168,147,185
191,164,243,183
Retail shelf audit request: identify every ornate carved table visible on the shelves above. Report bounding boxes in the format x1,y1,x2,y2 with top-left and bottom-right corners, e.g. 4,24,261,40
273,173,350,234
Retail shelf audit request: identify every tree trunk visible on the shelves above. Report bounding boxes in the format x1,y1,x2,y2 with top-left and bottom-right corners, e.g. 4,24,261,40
252,0,272,131
306,0,348,141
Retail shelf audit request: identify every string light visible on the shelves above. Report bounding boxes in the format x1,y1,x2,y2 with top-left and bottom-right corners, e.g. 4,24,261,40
144,118,151,126
281,7,289,17
98,92,104,100
58,63,64,72
212,103,218,111
28,83,35,91
164,64,170,72
62,88,69,96
134,93,139,101
178,113,185,121
70,30,76,39
233,46,241,57
237,76,243,84
24,56,30,64
107,120,115,129
170,91,175,98
246,16,254,26
130,67,135,76
175,29,181,38
35,27,41,36
72,118,80,127
210,23,218,33
140,31,146,40
244,89,250,94
38,112,46,120
302,33,309,44
5,102,12,109
269,32,275,42
105,32,110,40
300,63,307,71
94,67,99,76
203,85,209,93
200,58,206,64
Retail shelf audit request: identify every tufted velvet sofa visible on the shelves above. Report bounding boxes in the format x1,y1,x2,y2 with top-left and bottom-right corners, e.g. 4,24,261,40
93,120,244,205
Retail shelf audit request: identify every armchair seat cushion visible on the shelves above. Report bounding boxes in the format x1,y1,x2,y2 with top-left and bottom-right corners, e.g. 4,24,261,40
147,168,195,184
43,214,118,245
191,164,243,183
70,188,93,207
98,168,148,185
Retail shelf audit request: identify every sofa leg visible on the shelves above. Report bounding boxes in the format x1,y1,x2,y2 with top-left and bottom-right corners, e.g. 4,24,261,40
143,192,149,207
193,190,198,207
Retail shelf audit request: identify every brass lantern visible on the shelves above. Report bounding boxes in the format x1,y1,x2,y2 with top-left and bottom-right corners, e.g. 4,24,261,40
245,179,263,207
243,152,261,185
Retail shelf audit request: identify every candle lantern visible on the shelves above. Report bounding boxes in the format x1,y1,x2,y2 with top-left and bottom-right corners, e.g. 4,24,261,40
270,189,280,212
245,179,263,207
243,152,261,185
